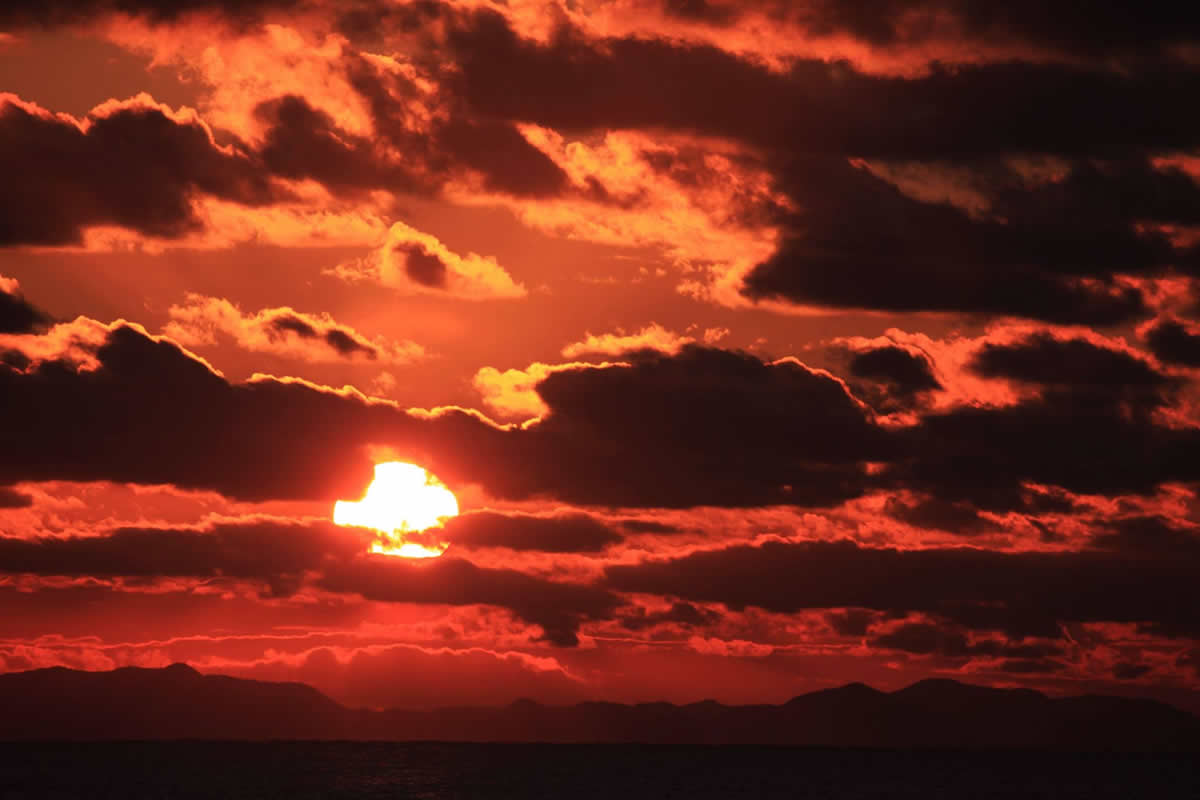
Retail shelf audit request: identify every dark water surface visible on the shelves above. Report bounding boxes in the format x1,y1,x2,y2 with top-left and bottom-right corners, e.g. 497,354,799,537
1,742,1197,799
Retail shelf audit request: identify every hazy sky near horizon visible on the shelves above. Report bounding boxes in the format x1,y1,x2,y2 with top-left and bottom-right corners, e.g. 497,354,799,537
2,0,1200,714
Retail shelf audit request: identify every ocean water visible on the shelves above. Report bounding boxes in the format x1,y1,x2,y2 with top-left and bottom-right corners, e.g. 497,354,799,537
0,742,1197,799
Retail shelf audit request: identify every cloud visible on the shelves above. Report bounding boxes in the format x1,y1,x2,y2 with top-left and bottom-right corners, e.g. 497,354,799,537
443,10,1200,159
0,319,418,501
650,0,1200,62
163,293,425,364
830,342,942,413
472,361,609,420
968,332,1172,401
0,487,33,509
881,330,1198,511
0,93,281,246
740,157,1187,324
320,556,622,646
0,0,304,27
0,516,622,647
5,317,875,508
443,510,624,553
618,601,720,632
1145,318,1200,367
0,277,51,334
475,346,891,508
0,518,366,587
330,222,526,300
561,324,696,358
6,299,1198,517
435,10,1200,318
605,538,1200,639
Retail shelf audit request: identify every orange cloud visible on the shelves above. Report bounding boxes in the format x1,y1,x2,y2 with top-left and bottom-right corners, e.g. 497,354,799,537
472,360,625,420
330,221,526,300
163,294,425,365
561,323,729,358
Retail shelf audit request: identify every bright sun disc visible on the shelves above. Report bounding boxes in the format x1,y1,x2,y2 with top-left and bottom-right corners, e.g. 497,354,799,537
333,462,458,558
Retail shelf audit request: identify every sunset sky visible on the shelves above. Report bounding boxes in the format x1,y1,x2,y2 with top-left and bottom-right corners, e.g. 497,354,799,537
2,0,1200,715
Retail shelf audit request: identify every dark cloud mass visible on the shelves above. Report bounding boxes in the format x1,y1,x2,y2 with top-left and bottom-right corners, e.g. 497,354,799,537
395,243,449,288
443,510,624,553
1145,319,1200,367
0,0,301,27
0,520,365,581
0,487,33,509
0,283,51,334
0,325,885,509
320,556,622,646
605,539,1200,638
658,1,1200,60
841,344,941,412
266,312,378,359
0,98,280,246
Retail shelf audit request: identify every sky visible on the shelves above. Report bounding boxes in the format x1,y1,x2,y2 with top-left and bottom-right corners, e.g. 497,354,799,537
2,0,1200,715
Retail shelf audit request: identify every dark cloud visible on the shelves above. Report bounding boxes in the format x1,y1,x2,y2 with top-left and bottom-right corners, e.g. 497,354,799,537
0,519,619,646
618,601,720,631
619,519,683,534
0,0,302,27
870,622,970,656
253,80,568,201
997,658,1064,674
395,243,449,288
969,333,1172,405
320,556,622,646
883,495,995,535
0,97,280,246
886,360,1200,509
0,487,33,509
436,11,1200,321
1113,662,1153,680
323,329,376,358
838,344,941,412
1090,516,1200,559
605,539,1200,639
1145,319,1200,367
264,311,379,359
0,284,52,334
2,322,888,508
741,157,1196,324
260,310,379,360
445,10,1200,159
254,95,423,197
268,314,319,339
657,1,1200,61
6,318,1197,516
435,117,569,197
869,622,1064,659
848,346,941,395
0,520,365,584
443,510,624,553
826,608,879,637
0,323,408,500
501,345,892,507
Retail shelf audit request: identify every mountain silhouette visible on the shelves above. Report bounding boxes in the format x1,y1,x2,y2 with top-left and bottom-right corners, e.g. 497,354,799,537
2,665,1196,749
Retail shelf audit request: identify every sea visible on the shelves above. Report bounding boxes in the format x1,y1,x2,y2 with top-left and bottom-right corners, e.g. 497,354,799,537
0,742,1197,799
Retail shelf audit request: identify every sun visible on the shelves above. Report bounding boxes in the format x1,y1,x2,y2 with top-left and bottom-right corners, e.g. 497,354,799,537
333,462,458,558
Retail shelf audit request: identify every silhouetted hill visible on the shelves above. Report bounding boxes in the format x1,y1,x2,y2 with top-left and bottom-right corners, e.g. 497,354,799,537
1,665,1197,750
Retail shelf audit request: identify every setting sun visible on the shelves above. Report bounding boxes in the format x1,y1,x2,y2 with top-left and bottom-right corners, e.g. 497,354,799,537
333,462,458,558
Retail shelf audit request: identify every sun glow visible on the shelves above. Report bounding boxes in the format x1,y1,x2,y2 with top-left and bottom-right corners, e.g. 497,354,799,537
333,462,458,558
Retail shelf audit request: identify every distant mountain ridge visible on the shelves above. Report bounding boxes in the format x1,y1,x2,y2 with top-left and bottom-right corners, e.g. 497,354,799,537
2,664,1197,750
